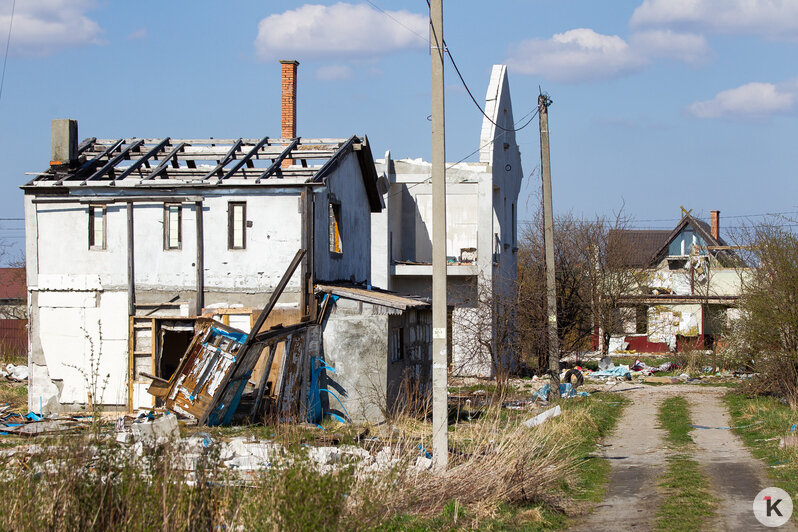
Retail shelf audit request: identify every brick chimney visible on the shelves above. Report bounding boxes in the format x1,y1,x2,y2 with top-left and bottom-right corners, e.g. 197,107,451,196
280,60,299,168
710,210,720,241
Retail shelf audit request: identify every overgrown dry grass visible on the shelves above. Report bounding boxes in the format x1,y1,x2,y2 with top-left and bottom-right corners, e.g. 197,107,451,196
0,393,626,530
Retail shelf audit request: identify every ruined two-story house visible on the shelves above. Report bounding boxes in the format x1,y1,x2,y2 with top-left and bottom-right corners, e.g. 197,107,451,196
23,61,431,420
371,65,523,377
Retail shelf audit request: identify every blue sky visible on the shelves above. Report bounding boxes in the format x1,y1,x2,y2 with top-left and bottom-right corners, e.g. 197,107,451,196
0,0,796,260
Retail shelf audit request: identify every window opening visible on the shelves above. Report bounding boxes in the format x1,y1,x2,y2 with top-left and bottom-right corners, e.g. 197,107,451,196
88,205,106,250
164,203,182,249
329,202,342,253
390,327,404,363
228,202,246,249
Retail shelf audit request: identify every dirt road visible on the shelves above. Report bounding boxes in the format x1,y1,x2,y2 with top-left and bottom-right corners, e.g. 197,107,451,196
572,383,797,532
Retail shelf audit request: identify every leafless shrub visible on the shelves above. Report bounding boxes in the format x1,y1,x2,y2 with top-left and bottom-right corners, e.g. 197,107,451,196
729,219,798,404
451,272,518,388
517,207,641,369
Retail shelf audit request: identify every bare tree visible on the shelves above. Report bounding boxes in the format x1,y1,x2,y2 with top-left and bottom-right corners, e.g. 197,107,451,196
577,212,643,355
516,213,593,371
452,272,518,389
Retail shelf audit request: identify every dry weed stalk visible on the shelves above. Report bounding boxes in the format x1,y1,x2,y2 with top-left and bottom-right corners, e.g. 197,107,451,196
344,402,580,527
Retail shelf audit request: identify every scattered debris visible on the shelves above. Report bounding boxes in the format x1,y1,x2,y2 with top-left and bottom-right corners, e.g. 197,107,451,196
1,363,28,381
598,356,614,370
779,436,798,450
644,376,680,384
589,366,632,380
523,405,562,428
130,413,180,444
533,383,589,401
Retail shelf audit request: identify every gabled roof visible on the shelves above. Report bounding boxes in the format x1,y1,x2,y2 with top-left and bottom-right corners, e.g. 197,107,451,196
644,213,735,267
23,135,382,211
609,229,672,268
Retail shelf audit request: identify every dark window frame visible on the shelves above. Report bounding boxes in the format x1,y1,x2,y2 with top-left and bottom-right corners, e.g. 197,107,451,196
88,204,107,250
228,202,246,250
390,327,405,363
329,201,342,255
163,203,182,250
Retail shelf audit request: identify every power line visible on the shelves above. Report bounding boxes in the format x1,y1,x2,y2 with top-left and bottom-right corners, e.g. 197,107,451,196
363,0,429,43
520,209,798,225
367,0,539,133
444,44,537,133
0,0,14,105
384,106,539,202
420,0,534,132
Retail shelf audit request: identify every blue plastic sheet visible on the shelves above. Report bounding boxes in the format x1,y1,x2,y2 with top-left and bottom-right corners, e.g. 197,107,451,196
209,327,248,345
590,366,632,379
532,383,589,400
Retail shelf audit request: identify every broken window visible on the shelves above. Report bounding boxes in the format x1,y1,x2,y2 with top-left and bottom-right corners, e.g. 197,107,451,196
157,323,194,381
635,305,648,334
329,202,342,254
228,202,246,249
390,327,404,363
88,205,106,250
164,203,181,250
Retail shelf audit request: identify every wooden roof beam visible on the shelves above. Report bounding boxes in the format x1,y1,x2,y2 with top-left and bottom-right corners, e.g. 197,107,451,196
256,138,299,183
114,137,171,181
82,139,145,185
145,142,187,180
57,138,124,185
218,136,270,183
202,138,243,180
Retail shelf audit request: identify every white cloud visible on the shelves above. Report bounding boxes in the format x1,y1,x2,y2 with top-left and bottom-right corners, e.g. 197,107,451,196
128,28,147,41
254,3,427,62
506,28,646,83
0,0,103,56
315,64,352,81
630,30,710,66
688,81,797,118
631,0,798,40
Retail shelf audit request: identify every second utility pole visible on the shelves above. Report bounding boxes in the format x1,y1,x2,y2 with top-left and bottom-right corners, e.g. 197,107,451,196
430,0,448,470
539,93,560,398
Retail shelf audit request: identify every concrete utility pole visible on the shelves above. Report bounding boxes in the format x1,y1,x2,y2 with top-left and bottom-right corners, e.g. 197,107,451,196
539,93,560,398
430,0,448,471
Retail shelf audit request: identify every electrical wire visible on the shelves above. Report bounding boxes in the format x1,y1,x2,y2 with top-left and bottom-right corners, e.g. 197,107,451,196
0,0,14,105
422,0,537,133
383,106,539,202
444,43,539,133
366,0,540,133
363,0,429,44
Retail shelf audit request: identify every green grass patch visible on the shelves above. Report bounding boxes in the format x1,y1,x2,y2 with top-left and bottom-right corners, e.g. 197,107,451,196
558,395,631,505
0,381,27,411
655,454,717,532
654,396,716,531
724,392,798,515
658,396,693,446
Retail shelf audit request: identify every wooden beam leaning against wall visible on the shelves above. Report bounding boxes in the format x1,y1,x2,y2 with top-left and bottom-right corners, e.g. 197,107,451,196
300,189,315,320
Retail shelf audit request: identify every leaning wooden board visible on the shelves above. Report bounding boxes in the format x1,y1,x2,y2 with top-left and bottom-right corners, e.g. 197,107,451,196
162,319,248,420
